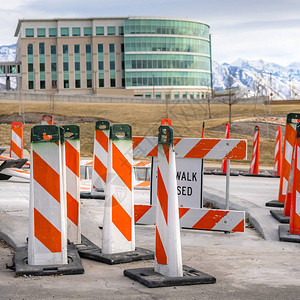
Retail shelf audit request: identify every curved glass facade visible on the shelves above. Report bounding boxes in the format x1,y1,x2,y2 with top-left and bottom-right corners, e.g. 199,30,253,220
124,18,212,95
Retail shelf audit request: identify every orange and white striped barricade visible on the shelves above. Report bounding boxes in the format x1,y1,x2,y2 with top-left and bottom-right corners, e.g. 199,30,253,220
77,124,153,264
279,123,300,242
221,123,230,174
40,114,53,125
10,122,23,159
91,121,110,198
134,205,245,232
274,125,282,177
62,125,81,244
249,125,260,175
266,113,300,207
0,158,29,180
14,125,84,276
124,126,216,287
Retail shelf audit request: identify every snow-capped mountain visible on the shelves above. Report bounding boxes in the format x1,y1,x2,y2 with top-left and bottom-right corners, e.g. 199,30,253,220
0,44,299,99
213,59,300,100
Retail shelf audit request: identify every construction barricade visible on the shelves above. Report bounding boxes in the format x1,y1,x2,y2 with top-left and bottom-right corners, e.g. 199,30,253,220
62,125,81,244
10,122,23,159
274,125,282,177
278,123,300,242
267,113,300,208
40,114,53,125
77,124,153,264
249,125,260,175
14,125,84,276
221,123,230,174
124,125,216,287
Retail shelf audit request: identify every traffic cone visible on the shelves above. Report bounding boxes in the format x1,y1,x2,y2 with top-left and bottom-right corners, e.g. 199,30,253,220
249,125,260,175
221,123,230,174
274,125,282,176
124,125,216,287
10,122,23,159
91,121,110,197
62,125,81,244
201,121,205,138
40,114,53,125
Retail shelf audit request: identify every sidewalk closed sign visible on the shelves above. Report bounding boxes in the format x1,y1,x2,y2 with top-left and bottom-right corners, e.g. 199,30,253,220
150,157,203,208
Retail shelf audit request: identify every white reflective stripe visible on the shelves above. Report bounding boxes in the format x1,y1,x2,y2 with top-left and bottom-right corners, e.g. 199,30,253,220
66,167,78,200
204,139,240,159
137,206,156,224
11,130,22,148
285,141,293,165
133,137,157,156
274,161,278,172
298,146,300,171
10,150,18,159
94,139,108,168
212,211,244,231
296,190,300,215
174,138,198,157
282,178,288,196
179,209,207,228
275,141,279,155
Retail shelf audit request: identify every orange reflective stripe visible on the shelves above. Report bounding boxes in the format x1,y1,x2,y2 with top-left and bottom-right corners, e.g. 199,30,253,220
162,144,169,163
226,140,247,160
94,155,107,183
32,150,60,203
112,196,131,241
185,139,220,158
157,168,168,225
112,143,132,191
67,192,79,226
13,126,23,139
65,140,79,177
147,145,158,157
96,129,109,153
34,208,61,253
135,181,150,187
232,220,245,232
134,205,152,222
179,207,190,219
155,227,167,264
132,136,145,150
10,140,22,158
192,210,228,230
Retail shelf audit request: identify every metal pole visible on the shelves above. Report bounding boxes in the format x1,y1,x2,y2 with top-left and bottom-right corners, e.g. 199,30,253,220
225,160,230,210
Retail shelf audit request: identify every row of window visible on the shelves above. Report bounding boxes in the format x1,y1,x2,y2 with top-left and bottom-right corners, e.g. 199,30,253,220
0,65,20,74
125,71,210,87
125,54,210,70
143,91,209,100
25,26,124,38
124,19,209,39
125,37,210,54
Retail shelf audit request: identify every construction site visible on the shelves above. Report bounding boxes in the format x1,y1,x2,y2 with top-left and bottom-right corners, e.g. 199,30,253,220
0,97,300,299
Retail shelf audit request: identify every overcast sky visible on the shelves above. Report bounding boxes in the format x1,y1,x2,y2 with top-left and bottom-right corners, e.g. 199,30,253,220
1,0,299,66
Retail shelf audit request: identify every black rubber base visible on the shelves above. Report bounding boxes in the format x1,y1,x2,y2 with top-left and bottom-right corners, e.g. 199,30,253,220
211,171,239,176
76,235,154,265
265,200,284,207
270,210,290,223
14,243,84,276
124,265,216,288
80,192,104,199
279,225,300,243
242,173,280,178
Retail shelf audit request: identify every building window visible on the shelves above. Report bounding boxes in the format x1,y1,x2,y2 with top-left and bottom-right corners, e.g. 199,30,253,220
122,78,125,87
145,92,152,98
28,63,33,72
40,80,46,89
99,78,104,87
196,92,200,99
74,45,80,54
96,26,104,35
119,26,124,35
109,44,115,53
182,92,187,99
155,92,162,99
51,63,57,71
107,26,116,35
110,78,116,87
28,81,34,89
51,45,56,54
63,45,69,54
98,44,103,53
61,27,69,37
190,92,194,100
37,28,46,37
98,61,103,70
63,62,69,71
39,63,45,72
27,44,33,55
86,44,91,54
25,28,34,37
52,80,57,89
87,79,92,88
75,79,81,88
39,43,45,55
49,28,57,37
110,61,115,70
75,62,80,71
64,80,69,88
174,92,180,100
84,27,92,36
86,62,92,71
72,27,81,36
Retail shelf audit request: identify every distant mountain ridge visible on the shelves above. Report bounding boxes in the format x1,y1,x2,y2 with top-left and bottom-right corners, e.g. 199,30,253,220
0,44,299,99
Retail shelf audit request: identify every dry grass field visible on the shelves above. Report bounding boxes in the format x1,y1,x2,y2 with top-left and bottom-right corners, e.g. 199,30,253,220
0,100,299,166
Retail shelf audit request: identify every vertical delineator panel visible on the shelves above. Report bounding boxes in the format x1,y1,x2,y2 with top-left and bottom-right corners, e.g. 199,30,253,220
249,125,260,175
274,125,282,176
102,124,134,254
91,121,110,197
28,125,67,265
155,125,183,277
221,123,230,174
10,122,23,159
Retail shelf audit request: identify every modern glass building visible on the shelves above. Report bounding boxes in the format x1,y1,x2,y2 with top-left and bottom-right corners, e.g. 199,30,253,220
14,17,212,100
